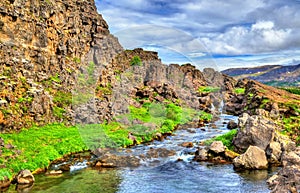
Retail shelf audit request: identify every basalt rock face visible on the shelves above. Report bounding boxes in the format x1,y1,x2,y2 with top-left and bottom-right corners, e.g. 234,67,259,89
0,0,123,131
110,49,207,117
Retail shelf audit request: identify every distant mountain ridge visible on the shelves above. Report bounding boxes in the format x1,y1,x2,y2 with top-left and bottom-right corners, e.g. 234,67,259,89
221,64,300,87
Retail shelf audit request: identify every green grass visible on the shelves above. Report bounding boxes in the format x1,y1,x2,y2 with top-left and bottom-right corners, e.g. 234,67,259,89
234,88,245,94
53,91,72,107
280,87,300,95
130,56,142,66
204,129,238,150
0,124,88,180
280,102,300,145
198,86,220,93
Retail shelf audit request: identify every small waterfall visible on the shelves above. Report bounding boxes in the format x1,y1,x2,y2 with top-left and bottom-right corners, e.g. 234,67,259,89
211,103,216,112
219,99,224,115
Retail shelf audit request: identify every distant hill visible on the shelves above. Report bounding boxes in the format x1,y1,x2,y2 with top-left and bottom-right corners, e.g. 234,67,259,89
222,64,300,87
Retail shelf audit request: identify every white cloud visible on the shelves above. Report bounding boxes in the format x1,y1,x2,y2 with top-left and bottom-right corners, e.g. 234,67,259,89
96,0,300,69
200,21,294,55
252,21,274,30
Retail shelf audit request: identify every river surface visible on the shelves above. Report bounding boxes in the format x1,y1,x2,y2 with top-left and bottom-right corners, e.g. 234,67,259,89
7,114,276,193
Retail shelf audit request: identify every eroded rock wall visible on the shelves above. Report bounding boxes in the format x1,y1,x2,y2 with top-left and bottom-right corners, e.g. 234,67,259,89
0,0,123,131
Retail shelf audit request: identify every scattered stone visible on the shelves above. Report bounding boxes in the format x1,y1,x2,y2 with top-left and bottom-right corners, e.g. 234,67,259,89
47,170,63,175
146,148,176,159
14,170,35,184
180,142,194,148
59,164,71,171
155,133,164,141
98,154,141,167
4,144,14,149
128,132,137,145
233,146,268,170
227,120,238,130
0,138,4,147
194,148,208,161
209,141,225,154
95,161,115,168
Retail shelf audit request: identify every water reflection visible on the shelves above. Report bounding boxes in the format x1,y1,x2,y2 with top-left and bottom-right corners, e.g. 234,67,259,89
7,168,121,193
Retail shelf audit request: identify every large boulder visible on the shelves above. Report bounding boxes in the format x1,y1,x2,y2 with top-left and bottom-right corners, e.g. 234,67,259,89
14,170,35,184
233,112,276,152
233,146,268,170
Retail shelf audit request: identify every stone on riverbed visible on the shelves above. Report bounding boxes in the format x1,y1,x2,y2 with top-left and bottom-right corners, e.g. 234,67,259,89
0,177,11,191
180,142,194,148
233,146,268,170
14,170,35,184
194,147,208,161
227,120,237,130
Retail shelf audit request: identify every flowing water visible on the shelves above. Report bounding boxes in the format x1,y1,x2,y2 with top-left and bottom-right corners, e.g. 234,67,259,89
7,113,276,193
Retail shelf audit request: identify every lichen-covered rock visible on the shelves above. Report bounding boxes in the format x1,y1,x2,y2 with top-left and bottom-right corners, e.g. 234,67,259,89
233,111,276,152
233,146,268,170
266,141,282,165
209,141,225,154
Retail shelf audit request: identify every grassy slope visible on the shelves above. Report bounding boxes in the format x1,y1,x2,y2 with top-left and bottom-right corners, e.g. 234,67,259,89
0,102,212,180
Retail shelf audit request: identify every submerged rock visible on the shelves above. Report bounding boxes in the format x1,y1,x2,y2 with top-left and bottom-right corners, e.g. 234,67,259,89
233,146,268,170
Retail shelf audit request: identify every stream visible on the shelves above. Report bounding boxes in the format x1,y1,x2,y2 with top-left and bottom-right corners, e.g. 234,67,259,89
7,113,276,193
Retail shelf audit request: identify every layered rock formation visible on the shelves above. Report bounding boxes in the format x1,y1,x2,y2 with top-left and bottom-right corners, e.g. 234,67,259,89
0,0,123,131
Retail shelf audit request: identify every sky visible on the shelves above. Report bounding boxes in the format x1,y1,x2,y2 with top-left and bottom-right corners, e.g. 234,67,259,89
95,0,300,71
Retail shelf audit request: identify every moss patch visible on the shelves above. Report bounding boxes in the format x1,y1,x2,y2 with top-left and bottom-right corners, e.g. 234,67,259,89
204,129,238,150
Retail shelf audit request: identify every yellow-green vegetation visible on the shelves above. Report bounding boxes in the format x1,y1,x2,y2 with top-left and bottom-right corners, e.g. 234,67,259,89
0,124,88,180
73,61,97,105
281,102,300,145
96,84,112,97
204,129,238,150
234,88,245,94
198,86,220,93
280,87,300,95
52,91,72,119
130,56,142,66
259,98,270,108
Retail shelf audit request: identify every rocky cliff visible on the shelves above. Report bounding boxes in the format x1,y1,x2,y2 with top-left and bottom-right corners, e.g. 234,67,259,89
0,0,123,131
